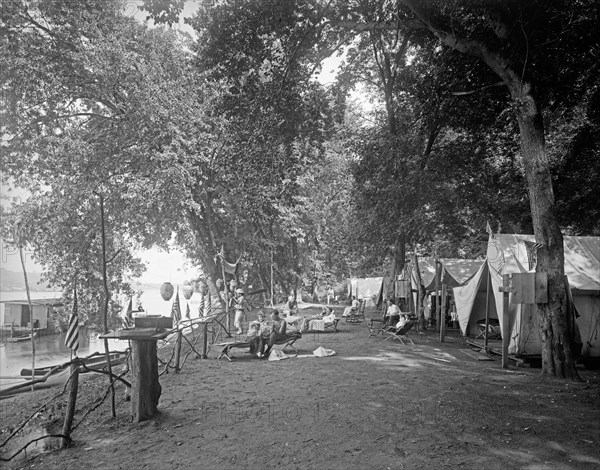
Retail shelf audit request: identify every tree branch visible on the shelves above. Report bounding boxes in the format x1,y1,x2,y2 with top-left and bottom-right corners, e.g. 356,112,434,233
450,81,506,96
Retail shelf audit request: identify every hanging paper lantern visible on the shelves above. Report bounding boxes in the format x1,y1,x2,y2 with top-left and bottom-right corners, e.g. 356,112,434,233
216,278,224,289
160,282,174,301
182,284,194,300
229,279,238,291
200,280,209,296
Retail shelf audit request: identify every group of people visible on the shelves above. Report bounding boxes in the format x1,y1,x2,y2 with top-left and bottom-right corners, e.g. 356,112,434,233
382,298,411,329
245,309,288,358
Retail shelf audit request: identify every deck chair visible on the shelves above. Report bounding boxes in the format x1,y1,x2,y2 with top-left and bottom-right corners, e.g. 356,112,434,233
216,332,302,361
355,301,366,322
346,301,366,323
475,318,501,340
367,309,386,337
383,318,417,345
307,317,340,332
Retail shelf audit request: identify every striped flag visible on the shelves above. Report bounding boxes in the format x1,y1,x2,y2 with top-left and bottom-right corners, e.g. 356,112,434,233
65,286,80,355
205,292,211,317
217,245,240,275
198,293,205,317
522,240,545,270
486,221,494,239
171,288,181,324
185,301,190,319
497,256,505,272
122,298,134,328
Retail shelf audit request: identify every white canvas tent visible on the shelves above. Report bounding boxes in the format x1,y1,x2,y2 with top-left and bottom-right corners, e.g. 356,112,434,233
408,258,482,321
349,277,383,307
412,258,482,292
454,234,600,358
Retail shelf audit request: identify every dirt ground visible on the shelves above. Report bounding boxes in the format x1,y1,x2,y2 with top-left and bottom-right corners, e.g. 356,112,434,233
1,305,599,470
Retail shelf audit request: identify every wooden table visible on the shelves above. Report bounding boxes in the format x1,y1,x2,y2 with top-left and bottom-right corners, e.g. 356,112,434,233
101,328,170,422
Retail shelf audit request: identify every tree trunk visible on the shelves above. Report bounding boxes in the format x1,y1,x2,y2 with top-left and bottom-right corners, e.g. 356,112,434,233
61,363,79,448
96,192,117,416
513,87,579,380
131,340,161,422
17,243,36,391
412,248,426,330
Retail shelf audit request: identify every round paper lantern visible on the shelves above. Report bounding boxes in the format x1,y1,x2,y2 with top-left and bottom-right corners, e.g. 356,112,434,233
182,284,194,300
200,280,209,296
160,282,174,301
216,278,224,289
229,279,238,291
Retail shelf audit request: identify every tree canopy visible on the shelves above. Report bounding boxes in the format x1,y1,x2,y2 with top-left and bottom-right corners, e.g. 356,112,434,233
1,0,598,375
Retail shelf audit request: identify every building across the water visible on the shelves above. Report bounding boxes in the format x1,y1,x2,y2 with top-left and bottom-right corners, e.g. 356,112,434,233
0,292,63,334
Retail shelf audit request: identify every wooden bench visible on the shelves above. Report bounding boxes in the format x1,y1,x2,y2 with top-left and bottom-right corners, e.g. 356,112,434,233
215,333,302,361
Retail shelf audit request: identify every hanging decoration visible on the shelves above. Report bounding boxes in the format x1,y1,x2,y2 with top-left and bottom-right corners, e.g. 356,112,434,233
182,281,194,300
160,282,174,301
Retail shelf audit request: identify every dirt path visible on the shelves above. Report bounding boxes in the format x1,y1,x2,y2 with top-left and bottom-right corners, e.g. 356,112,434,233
2,308,599,470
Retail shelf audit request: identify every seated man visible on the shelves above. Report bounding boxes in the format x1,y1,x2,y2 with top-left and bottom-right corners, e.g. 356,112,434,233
385,298,401,326
263,309,287,358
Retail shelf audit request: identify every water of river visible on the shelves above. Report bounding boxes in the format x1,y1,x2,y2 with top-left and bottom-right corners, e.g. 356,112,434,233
0,287,205,385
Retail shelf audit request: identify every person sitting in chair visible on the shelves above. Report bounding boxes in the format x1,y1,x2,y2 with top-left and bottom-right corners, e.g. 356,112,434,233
282,295,298,317
385,298,401,326
395,313,410,329
343,296,360,317
247,311,270,358
263,309,287,358
323,307,336,322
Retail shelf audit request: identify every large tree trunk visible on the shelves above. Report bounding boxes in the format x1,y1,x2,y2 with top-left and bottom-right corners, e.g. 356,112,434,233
512,86,579,380
412,248,426,330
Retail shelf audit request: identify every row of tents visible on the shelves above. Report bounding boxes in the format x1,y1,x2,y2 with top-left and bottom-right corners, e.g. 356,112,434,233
348,234,600,361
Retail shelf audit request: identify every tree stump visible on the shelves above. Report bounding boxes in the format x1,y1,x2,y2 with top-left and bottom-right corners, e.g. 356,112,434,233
131,340,161,422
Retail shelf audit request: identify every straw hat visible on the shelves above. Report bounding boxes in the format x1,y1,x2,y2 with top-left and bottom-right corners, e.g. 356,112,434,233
236,288,244,294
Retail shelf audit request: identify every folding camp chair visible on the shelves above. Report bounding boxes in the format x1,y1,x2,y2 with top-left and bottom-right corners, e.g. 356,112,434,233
383,318,417,345
216,332,302,361
475,318,501,340
367,309,386,337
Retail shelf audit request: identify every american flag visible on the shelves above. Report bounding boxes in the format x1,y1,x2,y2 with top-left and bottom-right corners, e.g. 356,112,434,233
171,288,181,324
486,221,494,239
198,293,205,317
522,240,545,270
122,298,134,328
65,286,80,355
205,292,211,317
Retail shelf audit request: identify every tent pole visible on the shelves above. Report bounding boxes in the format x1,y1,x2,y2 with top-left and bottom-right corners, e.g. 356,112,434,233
440,283,447,342
484,262,491,352
270,249,274,307
501,274,511,369
434,258,440,332
221,255,230,333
